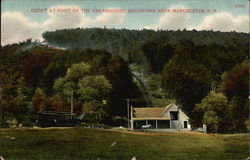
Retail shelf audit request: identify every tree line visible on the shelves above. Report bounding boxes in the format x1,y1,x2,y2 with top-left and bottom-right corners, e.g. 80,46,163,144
1,28,249,132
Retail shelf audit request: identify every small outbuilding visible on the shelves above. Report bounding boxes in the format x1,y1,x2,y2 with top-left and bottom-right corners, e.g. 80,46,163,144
130,103,191,131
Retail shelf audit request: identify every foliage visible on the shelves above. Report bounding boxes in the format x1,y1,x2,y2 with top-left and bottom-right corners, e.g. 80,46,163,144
221,61,249,100
1,28,248,129
220,62,249,132
78,75,111,102
162,59,211,120
83,100,109,123
142,40,174,73
195,91,233,133
18,46,52,89
203,111,219,133
53,62,113,116
12,77,29,113
228,96,248,132
32,88,49,113
42,28,249,64
54,62,90,96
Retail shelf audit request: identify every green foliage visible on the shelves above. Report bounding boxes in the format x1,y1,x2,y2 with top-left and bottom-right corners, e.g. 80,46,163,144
195,91,233,133
105,56,143,116
220,62,249,132
32,88,48,113
1,29,249,130
78,75,111,102
42,28,249,64
13,77,29,113
142,40,174,73
53,62,113,117
162,59,211,118
244,120,250,132
203,111,218,133
54,62,90,96
228,96,248,132
83,100,109,123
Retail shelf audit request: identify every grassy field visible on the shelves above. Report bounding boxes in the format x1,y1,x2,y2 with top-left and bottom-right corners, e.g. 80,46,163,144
0,127,249,160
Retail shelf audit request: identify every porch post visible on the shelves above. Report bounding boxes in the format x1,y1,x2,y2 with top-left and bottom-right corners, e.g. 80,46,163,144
146,120,148,125
130,106,134,130
170,119,172,129
156,120,158,129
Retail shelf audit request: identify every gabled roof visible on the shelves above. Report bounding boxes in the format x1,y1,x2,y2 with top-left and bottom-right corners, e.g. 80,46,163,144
133,108,165,118
132,107,170,120
132,103,189,120
160,103,177,117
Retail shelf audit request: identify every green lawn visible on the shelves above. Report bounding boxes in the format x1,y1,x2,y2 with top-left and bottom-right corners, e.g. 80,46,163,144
0,127,249,160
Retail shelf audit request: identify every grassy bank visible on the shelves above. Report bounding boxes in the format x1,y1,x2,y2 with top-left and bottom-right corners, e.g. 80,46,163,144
0,127,249,160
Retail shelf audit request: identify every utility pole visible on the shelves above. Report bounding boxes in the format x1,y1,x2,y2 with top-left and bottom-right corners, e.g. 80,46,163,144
126,98,130,130
71,91,73,118
0,87,3,128
178,106,180,131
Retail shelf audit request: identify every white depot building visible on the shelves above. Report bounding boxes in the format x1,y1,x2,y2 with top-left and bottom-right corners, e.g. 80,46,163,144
130,103,191,131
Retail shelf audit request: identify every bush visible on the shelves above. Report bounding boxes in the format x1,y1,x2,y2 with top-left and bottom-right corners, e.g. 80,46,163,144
112,116,127,126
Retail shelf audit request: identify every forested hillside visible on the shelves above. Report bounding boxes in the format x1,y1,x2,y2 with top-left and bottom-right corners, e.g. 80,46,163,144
1,28,248,133
42,28,248,63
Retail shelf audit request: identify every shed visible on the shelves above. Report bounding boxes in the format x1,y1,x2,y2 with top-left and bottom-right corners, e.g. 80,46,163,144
130,103,191,130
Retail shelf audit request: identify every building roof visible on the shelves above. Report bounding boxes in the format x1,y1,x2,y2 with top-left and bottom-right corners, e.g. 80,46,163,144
133,108,165,118
132,107,171,120
132,103,189,120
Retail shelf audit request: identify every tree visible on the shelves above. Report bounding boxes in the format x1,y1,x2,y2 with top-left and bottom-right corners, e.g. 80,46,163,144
220,61,249,132
78,75,111,102
54,62,90,96
77,75,111,122
195,91,233,133
221,61,249,100
53,62,112,116
142,40,174,73
13,77,29,113
162,59,211,121
32,88,48,112
18,47,52,89
228,96,248,132
83,100,109,123
105,56,142,116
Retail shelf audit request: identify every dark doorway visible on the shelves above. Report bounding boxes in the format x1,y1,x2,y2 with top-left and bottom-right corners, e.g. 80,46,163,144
184,121,188,128
170,111,178,120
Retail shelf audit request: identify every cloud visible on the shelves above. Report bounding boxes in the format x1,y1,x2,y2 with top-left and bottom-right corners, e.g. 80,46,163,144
1,5,125,45
146,5,190,30
190,12,249,33
1,11,42,45
43,5,92,31
91,9,125,27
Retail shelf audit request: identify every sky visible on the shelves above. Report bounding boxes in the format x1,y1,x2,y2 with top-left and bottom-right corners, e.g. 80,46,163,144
1,0,249,46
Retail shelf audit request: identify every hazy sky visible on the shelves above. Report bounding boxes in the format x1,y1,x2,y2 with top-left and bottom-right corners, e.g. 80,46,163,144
1,0,249,45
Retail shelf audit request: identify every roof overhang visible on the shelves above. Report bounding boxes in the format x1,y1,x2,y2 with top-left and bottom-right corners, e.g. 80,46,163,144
132,117,171,121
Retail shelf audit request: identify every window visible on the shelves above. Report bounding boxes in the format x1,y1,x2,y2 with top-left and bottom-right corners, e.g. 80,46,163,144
184,121,188,128
170,111,178,120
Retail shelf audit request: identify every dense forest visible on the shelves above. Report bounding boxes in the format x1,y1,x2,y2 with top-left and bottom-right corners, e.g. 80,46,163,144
1,28,249,133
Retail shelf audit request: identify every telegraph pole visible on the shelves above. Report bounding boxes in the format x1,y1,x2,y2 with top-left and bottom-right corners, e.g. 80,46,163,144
178,106,180,131
70,91,73,119
126,98,130,130
0,87,3,128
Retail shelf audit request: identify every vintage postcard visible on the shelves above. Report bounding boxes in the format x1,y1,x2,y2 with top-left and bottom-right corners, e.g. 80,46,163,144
1,0,249,159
